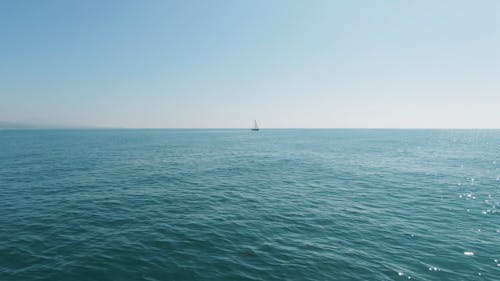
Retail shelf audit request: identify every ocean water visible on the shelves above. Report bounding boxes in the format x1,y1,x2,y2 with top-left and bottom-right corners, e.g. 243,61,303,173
0,129,499,281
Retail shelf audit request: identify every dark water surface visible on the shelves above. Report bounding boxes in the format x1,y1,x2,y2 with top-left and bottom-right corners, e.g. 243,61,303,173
1,129,499,280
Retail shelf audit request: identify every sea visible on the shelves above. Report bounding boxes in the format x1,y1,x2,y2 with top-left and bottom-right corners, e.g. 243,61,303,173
0,129,499,281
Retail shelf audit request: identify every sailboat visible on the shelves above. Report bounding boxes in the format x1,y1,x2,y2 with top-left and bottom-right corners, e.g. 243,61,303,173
251,120,259,131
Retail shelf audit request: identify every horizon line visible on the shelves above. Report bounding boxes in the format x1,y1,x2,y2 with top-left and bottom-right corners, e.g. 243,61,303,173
2,127,500,130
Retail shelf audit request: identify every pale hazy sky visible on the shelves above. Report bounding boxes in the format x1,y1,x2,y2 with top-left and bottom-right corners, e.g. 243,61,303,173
1,0,499,128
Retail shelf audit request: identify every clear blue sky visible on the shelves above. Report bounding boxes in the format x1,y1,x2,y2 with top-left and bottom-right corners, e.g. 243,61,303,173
1,0,499,128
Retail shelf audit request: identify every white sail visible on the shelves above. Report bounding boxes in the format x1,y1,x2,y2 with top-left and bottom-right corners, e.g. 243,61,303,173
252,120,259,131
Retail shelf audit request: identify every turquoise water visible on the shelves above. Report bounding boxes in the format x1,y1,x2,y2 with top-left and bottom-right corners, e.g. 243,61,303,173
1,129,499,280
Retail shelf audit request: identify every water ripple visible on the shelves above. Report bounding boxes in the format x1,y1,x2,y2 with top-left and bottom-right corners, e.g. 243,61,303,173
1,129,500,280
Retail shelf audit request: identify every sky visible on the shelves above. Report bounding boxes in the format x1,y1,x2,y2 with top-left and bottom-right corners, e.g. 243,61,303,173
1,0,499,128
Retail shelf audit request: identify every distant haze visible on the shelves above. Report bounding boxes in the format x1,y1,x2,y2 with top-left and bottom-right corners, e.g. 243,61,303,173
1,0,499,128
